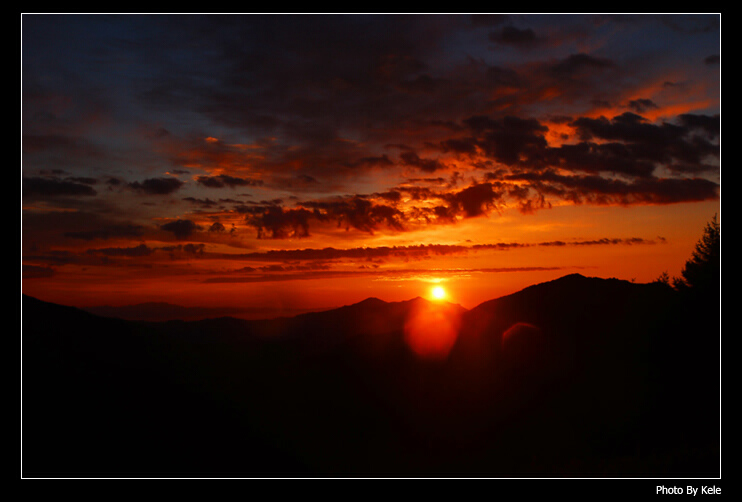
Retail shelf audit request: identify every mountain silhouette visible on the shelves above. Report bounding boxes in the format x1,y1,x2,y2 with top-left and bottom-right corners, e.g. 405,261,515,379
81,301,328,322
21,274,719,477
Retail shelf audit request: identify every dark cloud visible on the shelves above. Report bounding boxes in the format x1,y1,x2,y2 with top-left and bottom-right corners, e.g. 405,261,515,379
484,65,522,88
160,219,200,239
159,243,205,256
22,250,77,266
399,151,446,173
489,25,537,46
182,197,219,208
344,154,395,169
463,115,549,166
704,54,720,65
138,15,459,144
86,243,154,257
22,134,101,158
373,189,403,203
129,177,184,195
202,265,575,284
445,182,504,218
243,205,317,239
196,174,263,188
397,185,439,201
304,196,405,234
438,137,478,155
570,112,719,170
64,224,146,241
548,141,657,178
23,176,97,198
239,194,411,239
660,14,719,34
677,113,719,139
398,74,446,94
208,222,226,233
538,237,654,247
21,14,720,256
211,238,663,266
470,14,510,27
508,170,718,205
22,264,55,279
224,243,467,262
627,99,658,113
38,169,68,176
573,112,669,143
66,176,98,185
550,53,615,77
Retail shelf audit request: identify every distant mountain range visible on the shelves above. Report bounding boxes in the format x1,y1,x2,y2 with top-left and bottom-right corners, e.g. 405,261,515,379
81,302,330,321
21,274,720,478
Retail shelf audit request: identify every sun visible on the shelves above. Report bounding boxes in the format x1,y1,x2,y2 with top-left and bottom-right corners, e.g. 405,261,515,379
431,285,446,300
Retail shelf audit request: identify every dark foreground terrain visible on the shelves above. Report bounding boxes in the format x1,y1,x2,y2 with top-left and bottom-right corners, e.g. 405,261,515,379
22,274,720,477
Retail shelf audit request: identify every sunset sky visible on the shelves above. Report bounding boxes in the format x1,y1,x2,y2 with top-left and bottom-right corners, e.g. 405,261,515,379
21,14,720,315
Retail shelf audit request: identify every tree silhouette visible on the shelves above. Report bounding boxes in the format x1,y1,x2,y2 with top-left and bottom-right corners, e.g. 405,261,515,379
673,214,720,294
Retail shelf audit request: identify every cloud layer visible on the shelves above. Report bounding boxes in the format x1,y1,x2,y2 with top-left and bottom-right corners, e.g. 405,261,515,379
22,14,720,304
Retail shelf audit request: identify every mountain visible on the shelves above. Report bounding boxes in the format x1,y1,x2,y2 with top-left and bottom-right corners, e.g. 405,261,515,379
81,302,328,321
21,274,719,477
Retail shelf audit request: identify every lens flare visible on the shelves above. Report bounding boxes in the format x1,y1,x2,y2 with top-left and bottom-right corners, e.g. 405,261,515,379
404,300,461,360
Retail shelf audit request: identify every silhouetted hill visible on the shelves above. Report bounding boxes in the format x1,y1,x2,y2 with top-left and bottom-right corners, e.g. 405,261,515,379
81,301,327,321
21,274,719,477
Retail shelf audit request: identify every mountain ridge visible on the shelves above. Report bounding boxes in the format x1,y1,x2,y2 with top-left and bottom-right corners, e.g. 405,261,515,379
26,274,599,325
21,273,720,477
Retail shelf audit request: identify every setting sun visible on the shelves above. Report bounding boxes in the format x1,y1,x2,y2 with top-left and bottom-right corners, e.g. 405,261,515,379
432,286,446,300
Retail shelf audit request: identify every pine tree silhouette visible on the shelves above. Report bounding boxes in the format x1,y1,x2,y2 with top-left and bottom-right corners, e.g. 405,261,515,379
673,214,720,294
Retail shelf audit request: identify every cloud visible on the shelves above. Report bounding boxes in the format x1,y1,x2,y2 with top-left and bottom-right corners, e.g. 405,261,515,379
462,115,549,166
444,182,504,218
23,176,97,198
225,238,661,264
677,114,719,139
242,205,316,239
508,170,718,205
22,264,56,279
201,266,569,285
86,243,154,257
344,154,395,169
303,196,405,234
550,53,615,77
22,134,102,159
196,174,263,188
208,221,226,233
438,137,478,155
399,151,447,173
470,14,510,27
627,98,658,113
128,177,184,195
547,141,657,178
21,14,719,264
489,25,538,46
160,219,200,239
182,197,219,208
159,243,205,256
64,224,146,241
570,112,719,171
398,74,447,94
235,244,460,263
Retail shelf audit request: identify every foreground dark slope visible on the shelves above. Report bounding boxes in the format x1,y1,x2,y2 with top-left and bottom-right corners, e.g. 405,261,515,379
21,274,719,477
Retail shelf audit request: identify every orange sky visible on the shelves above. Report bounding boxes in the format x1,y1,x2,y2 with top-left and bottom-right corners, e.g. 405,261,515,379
22,14,720,316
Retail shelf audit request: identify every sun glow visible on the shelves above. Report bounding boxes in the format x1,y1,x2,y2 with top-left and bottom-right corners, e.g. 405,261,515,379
431,285,446,300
